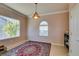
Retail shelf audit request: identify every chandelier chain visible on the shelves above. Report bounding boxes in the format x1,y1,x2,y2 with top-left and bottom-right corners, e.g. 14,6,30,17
35,3,37,12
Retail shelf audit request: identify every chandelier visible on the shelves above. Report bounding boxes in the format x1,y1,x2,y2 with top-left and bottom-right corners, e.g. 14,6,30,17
32,3,40,20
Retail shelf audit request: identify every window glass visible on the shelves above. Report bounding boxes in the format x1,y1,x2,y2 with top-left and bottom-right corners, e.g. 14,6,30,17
0,15,20,40
39,21,48,36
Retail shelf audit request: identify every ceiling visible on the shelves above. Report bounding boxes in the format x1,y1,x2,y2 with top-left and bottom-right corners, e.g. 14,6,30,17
4,3,69,16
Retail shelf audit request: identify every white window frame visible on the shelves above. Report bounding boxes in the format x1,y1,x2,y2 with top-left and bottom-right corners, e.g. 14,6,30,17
0,15,20,40
39,21,48,36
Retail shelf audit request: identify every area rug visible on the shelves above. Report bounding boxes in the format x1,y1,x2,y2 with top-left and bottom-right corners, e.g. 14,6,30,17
2,41,51,56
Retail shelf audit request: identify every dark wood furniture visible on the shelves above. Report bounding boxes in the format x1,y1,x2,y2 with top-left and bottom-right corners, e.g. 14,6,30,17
64,32,69,49
0,45,7,55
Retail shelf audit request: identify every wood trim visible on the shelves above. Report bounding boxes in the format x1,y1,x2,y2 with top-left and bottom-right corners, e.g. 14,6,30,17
41,10,69,16
51,42,64,46
30,10,69,17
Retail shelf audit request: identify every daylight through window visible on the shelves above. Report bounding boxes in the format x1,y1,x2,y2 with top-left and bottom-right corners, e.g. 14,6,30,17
0,15,20,40
39,21,48,36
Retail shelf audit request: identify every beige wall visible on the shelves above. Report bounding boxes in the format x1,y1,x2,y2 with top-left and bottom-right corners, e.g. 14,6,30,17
0,4,28,50
28,12,69,45
0,4,69,50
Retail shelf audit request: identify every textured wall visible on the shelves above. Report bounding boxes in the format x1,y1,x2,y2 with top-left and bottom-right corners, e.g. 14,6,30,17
28,12,69,45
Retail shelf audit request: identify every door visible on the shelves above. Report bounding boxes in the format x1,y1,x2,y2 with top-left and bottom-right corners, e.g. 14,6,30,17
69,4,79,56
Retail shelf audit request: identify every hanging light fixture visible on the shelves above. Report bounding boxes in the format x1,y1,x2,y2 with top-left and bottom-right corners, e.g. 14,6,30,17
32,3,40,20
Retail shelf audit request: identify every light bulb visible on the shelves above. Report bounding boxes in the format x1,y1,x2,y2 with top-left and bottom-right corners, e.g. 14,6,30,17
32,12,40,20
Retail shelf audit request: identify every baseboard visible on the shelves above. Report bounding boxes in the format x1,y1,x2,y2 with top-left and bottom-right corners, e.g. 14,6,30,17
51,42,64,46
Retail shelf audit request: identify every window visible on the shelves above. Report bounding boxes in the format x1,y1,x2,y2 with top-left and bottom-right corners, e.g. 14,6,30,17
39,21,48,36
0,15,20,40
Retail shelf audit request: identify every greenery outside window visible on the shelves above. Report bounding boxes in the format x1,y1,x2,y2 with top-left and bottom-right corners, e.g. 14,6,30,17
0,15,20,40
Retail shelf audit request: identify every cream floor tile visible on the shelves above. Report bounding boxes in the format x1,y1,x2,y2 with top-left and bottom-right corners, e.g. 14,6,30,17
50,45,68,56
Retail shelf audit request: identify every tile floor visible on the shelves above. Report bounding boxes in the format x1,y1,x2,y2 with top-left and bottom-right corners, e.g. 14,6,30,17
50,45,68,56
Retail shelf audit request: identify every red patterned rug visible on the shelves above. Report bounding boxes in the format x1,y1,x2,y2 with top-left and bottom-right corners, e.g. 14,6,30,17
2,41,51,56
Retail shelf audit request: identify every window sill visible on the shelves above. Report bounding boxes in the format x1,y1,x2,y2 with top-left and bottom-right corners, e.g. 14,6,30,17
0,36,20,41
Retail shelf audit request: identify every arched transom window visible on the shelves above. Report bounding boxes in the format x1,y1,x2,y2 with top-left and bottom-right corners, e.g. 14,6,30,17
39,21,48,36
